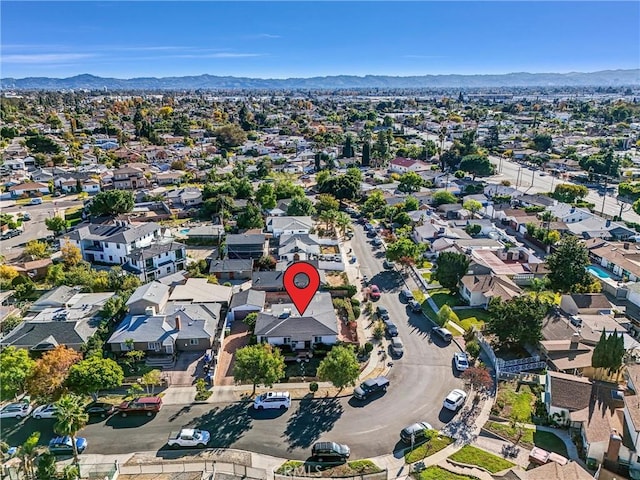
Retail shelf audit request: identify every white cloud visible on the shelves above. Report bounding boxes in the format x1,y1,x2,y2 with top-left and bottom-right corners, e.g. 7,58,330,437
2,53,95,64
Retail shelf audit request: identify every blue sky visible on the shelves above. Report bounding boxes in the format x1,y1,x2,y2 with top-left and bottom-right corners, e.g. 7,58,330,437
2,1,639,78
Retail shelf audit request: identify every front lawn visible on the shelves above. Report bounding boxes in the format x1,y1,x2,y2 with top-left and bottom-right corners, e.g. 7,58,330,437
484,422,568,457
275,460,382,477
284,356,322,380
405,435,454,463
120,361,156,378
429,289,461,309
451,309,489,331
416,466,479,480
449,445,514,473
491,383,536,422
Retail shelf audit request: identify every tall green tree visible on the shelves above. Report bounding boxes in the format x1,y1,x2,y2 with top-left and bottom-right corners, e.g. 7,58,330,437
552,184,588,203
18,432,40,479
487,296,548,347
236,203,264,230
433,252,470,292
287,196,315,216
432,190,458,206
317,345,360,393
592,329,625,379
45,216,67,235
546,235,593,293
233,343,285,395
532,133,553,152
315,194,339,214
255,183,277,210
463,199,482,216
398,171,423,193
342,135,354,158
386,238,425,265
459,154,495,179
54,394,89,464
0,347,35,400
89,190,134,216
361,141,371,167
67,355,124,400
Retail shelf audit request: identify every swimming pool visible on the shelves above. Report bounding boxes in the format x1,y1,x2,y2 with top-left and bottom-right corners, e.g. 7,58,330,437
587,265,612,279
179,228,190,235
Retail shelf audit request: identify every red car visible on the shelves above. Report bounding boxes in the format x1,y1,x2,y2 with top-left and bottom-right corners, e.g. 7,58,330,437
369,285,381,300
117,397,163,417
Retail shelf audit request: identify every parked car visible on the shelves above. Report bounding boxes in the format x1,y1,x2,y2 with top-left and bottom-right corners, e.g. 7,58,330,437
0,403,32,419
408,299,422,312
32,404,57,419
454,352,469,372
384,319,398,337
369,285,381,300
443,389,467,411
48,436,87,455
364,223,374,231
253,391,291,410
367,229,377,238
376,306,389,320
117,397,163,417
400,289,414,302
432,327,453,343
383,259,396,269
390,337,404,357
22,213,31,221
30,198,43,205
353,376,390,400
400,421,433,444
312,442,350,462
85,402,115,418
372,237,383,246
167,428,211,448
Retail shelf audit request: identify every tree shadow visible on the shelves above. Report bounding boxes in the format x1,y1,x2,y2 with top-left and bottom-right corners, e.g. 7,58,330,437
282,397,343,450
105,413,156,429
406,310,433,337
185,402,253,448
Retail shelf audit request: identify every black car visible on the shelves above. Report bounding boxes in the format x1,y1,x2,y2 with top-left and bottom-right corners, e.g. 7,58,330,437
312,442,350,462
408,299,422,312
353,376,390,400
376,306,389,320
85,402,115,418
383,319,398,337
400,421,433,444
400,289,414,302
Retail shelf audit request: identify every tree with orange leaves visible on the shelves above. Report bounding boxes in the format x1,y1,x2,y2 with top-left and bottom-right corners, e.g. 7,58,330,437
26,346,82,401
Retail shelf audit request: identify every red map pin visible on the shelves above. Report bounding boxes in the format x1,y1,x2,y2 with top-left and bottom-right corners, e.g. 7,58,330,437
283,261,320,316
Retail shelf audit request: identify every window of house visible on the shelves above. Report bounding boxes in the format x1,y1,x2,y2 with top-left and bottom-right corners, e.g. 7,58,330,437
189,338,199,345
116,244,120,249
120,343,133,351
109,256,113,262
313,336,322,344
148,342,161,351
283,337,291,344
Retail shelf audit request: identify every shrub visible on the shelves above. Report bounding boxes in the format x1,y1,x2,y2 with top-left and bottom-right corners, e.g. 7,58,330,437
352,306,361,318
465,340,481,359
350,298,361,306
309,382,318,393
195,378,212,401
364,342,374,354
373,321,385,340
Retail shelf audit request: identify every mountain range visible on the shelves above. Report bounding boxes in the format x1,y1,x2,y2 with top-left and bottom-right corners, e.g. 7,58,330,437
2,70,639,90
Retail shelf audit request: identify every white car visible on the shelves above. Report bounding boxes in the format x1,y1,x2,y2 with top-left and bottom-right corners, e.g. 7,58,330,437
443,389,467,411
454,352,469,372
0,403,33,419
32,404,57,419
253,391,291,410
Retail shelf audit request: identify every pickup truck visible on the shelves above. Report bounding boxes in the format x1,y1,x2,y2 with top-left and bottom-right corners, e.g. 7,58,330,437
167,429,211,448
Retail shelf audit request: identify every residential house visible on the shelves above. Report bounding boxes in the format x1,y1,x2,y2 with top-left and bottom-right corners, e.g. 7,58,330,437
547,204,593,224
8,182,49,197
560,294,613,316
29,286,83,312
526,460,594,480
169,278,233,307
165,187,203,207
209,259,254,280
621,365,640,476
544,371,592,425
566,218,635,240
184,225,224,244
107,302,221,354
459,274,522,308
254,292,338,349
126,282,170,316
589,241,640,281
252,271,285,292
125,240,187,282
1,291,115,352
64,220,167,265
266,216,313,238
539,333,595,376
226,234,267,260
112,166,149,190
389,157,431,174
229,289,266,320
155,170,185,186
13,258,53,281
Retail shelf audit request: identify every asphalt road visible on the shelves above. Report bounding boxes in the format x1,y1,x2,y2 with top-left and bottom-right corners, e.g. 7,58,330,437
0,220,463,460
488,156,640,224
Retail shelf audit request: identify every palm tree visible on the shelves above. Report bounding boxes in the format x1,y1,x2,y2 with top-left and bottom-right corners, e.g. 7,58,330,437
335,212,352,239
18,431,40,479
319,210,337,235
54,394,88,465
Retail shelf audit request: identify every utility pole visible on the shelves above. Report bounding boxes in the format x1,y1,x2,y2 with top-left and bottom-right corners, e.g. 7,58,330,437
601,175,608,217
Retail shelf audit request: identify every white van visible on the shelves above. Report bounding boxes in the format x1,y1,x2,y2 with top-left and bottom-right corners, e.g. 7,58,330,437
30,198,43,205
253,391,291,410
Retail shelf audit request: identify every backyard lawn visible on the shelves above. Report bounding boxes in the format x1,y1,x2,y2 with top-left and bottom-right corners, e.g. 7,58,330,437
416,466,479,480
449,445,514,473
484,422,568,458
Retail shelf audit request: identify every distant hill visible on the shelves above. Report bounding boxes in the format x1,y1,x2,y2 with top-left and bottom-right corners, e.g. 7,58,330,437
2,70,639,90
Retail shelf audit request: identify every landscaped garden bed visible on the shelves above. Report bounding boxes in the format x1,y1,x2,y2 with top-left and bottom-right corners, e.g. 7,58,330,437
275,459,382,477
491,382,538,422
449,445,514,473
405,434,454,463
414,466,479,480
484,422,568,457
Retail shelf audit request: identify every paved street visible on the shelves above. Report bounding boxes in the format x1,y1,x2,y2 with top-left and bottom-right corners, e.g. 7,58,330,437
0,219,463,461
488,156,640,223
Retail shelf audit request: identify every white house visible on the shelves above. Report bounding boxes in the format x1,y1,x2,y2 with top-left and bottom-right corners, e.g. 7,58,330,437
266,216,313,238
82,179,101,193
389,157,431,174
547,204,593,224
8,182,49,197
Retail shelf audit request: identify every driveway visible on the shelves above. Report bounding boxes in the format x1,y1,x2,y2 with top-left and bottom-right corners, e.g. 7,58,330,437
215,321,251,386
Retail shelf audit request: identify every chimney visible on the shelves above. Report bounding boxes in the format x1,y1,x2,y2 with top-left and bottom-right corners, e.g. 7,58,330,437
624,242,630,250
605,429,622,461
570,332,580,350
175,316,181,331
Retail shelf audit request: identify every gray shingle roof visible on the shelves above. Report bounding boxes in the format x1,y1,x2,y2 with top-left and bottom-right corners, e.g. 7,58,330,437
129,241,185,262
226,234,266,246
66,222,160,245
230,289,266,310
126,282,170,307
209,259,254,273
1,318,99,351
